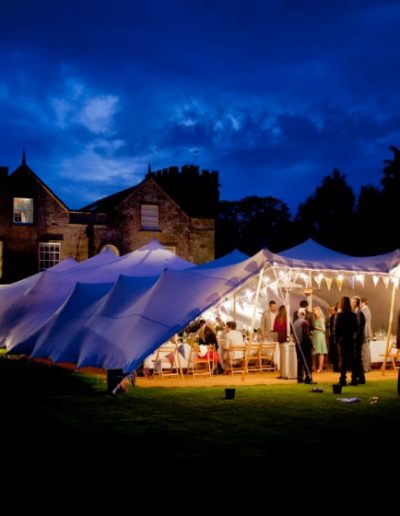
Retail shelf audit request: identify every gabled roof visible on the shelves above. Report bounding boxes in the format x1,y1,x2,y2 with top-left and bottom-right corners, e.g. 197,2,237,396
81,184,139,213
9,159,69,211
80,172,217,219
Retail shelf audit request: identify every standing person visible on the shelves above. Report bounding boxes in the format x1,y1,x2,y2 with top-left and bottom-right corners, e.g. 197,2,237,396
335,296,358,386
292,308,315,384
260,300,278,340
352,296,366,384
361,297,372,372
312,305,327,373
293,299,314,330
273,305,288,343
328,304,339,372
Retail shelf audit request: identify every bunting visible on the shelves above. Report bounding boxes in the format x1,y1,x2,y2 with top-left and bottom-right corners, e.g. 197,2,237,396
383,277,390,289
177,344,186,359
372,275,380,287
336,275,343,292
325,277,333,291
346,276,355,290
314,274,323,289
355,274,365,288
153,359,162,373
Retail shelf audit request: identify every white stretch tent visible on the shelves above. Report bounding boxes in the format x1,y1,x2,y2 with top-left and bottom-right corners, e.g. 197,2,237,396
196,250,249,269
6,239,400,375
3,240,192,352
73,249,269,371
28,275,159,362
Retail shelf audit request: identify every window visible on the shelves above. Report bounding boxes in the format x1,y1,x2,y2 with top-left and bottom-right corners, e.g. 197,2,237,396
164,245,176,255
100,244,120,256
141,204,159,230
13,197,34,224
39,243,61,271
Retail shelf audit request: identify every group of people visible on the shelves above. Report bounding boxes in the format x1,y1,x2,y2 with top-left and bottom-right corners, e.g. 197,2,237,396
187,317,246,374
260,296,372,386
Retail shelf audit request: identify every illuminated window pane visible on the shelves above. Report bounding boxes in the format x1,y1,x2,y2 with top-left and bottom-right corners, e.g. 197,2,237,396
141,204,159,230
164,245,176,255
13,198,33,224
38,243,60,271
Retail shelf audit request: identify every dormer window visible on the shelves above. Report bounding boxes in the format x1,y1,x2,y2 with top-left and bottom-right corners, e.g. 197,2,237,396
141,204,159,230
13,197,33,224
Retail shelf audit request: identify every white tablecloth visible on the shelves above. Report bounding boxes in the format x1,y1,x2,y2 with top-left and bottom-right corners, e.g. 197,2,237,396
370,340,390,363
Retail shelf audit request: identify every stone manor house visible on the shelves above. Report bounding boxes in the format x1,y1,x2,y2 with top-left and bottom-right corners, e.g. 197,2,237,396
0,155,219,283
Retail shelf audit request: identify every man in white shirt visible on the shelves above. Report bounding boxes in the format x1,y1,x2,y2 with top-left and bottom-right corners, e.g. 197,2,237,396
221,321,244,371
260,300,277,340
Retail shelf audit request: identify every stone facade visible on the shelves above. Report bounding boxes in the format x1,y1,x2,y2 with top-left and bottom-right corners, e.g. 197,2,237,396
0,158,216,283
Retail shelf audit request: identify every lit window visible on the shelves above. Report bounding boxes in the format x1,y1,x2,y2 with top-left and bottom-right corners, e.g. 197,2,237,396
164,245,176,255
141,204,159,230
38,243,61,271
100,244,120,256
13,198,34,224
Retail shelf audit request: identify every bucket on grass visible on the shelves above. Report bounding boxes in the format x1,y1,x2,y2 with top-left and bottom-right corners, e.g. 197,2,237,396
332,384,342,394
225,388,236,400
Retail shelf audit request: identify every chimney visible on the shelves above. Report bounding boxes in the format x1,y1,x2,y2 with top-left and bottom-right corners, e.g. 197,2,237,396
0,166,9,185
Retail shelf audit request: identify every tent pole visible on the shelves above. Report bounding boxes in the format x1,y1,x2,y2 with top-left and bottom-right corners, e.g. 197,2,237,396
250,267,265,340
381,280,397,375
241,267,265,382
233,293,237,323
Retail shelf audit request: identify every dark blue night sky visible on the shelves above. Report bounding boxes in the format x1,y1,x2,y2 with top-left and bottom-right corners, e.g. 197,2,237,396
1,0,400,212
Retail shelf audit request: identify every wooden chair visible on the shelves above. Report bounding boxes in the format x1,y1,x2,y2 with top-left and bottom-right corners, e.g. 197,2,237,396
381,342,400,371
153,342,180,378
245,342,261,373
259,341,277,372
226,344,247,374
186,344,214,376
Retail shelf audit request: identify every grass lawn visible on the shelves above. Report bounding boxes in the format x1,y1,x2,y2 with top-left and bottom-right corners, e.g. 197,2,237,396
2,355,399,480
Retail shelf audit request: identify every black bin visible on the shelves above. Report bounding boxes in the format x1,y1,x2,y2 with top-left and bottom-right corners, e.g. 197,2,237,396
107,369,124,393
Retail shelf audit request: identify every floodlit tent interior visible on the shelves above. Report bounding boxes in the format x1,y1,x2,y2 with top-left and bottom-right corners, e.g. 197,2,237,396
3,239,400,374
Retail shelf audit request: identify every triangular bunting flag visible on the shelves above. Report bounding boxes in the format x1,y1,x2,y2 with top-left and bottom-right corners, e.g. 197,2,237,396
346,276,355,290
383,277,390,289
356,274,365,288
372,275,380,287
153,359,162,373
292,271,301,283
313,274,322,289
391,277,399,289
165,352,175,366
325,277,333,291
177,344,186,359
336,276,343,292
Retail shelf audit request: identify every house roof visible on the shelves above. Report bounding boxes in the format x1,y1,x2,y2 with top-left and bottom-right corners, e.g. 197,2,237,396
8,158,69,211
80,184,140,213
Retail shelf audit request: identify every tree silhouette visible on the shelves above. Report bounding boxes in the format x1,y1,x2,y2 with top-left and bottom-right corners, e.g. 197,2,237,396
354,185,385,255
380,145,400,249
216,196,295,256
296,169,355,253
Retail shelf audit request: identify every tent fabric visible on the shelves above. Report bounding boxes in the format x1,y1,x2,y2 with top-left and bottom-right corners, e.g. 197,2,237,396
196,249,249,269
3,240,192,351
274,239,400,273
22,282,115,359
75,249,269,372
6,239,400,373
50,275,158,363
0,256,78,343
